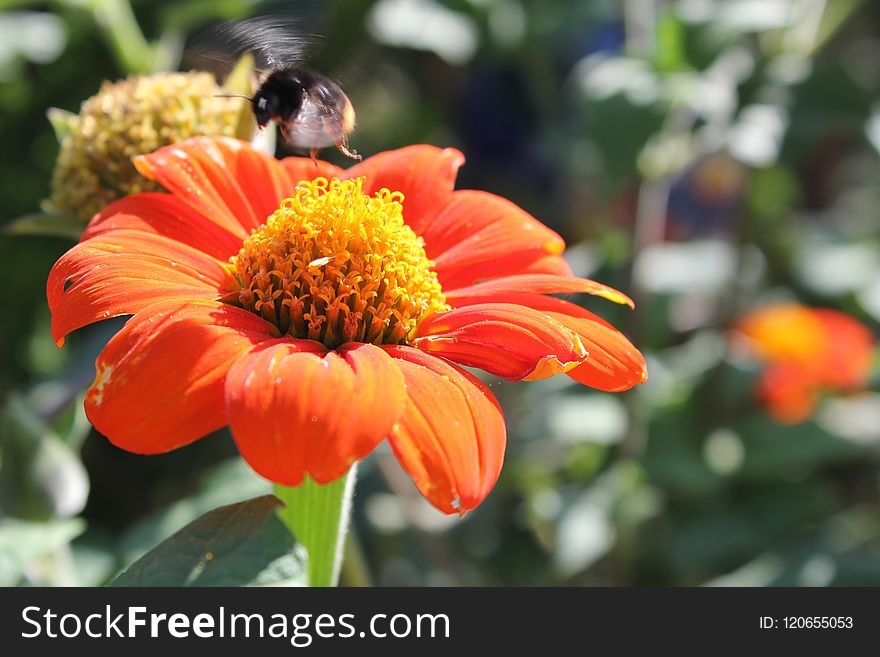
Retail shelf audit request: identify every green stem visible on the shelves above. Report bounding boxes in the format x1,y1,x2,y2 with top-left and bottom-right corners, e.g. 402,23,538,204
274,466,356,587
340,529,372,587
87,0,156,74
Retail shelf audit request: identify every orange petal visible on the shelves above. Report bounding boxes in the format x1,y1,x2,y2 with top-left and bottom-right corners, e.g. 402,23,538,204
343,145,464,235
85,300,277,454
413,303,588,380
758,362,818,424
225,342,406,486
516,253,575,278
441,292,646,390
734,304,826,366
446,273,634,308
383,346,506,515
134,136,288,237
83,193,244,261
812,309,875,389
422,190,563,256
438,251,574,290
231,139,310,219
425,191,569,289
47,230,232,346
548,307,647,392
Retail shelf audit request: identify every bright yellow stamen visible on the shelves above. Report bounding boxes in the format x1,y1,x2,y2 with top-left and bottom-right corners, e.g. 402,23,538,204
228,177,449,349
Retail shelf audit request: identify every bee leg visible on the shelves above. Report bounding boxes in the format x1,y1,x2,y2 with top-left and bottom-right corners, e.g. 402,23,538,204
335,138,361,161
309,148,320,168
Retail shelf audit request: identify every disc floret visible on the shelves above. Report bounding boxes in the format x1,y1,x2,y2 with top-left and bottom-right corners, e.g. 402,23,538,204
229,177,448,349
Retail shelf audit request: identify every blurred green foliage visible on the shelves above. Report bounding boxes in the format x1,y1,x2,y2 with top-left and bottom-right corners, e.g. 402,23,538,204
2,0,880,586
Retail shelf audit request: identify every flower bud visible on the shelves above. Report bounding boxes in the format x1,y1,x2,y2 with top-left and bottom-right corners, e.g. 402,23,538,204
47,72,245,223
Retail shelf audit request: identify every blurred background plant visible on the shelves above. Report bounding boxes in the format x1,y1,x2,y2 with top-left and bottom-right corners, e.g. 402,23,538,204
2,0,880,586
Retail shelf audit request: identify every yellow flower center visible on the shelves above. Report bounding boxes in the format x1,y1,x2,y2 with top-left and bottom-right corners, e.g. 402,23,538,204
227,177,448,349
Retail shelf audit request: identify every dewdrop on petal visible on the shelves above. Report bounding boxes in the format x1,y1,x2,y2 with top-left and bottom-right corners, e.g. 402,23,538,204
46,72,246,224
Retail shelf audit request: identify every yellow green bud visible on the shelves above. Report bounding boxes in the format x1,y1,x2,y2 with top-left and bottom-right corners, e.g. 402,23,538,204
47,72,246,223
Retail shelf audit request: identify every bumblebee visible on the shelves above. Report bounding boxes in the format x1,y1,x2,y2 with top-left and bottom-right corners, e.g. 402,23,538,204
252,66,358,160
197,16,360,160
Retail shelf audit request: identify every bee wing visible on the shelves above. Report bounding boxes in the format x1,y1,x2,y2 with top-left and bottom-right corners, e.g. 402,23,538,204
283,91,343,149
217,16,323,69
187,16,324,75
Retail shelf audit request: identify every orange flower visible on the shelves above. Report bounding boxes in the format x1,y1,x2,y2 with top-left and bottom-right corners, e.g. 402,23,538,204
47,136,647,514
735,304,875,424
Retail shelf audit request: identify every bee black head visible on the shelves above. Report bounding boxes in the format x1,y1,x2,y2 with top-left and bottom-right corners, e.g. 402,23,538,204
252,69,309,128
252,88,280,128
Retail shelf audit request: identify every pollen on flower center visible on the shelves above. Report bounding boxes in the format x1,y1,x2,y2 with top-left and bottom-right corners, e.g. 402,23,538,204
227,177,449,349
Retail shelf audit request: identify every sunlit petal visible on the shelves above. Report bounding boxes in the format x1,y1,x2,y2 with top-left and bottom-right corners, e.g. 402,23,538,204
384,346,506,514
226,342,406,485
85,300,277,454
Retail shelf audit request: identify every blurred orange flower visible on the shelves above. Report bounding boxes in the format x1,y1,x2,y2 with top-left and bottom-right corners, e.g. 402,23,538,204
734,304,875,424
47,136,647,514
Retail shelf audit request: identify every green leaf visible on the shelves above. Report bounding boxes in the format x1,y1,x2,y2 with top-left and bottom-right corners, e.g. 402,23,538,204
579,91,666,193
645,411,724,496
654,11,688,71
110,495,307,587
666,511,765,580
4,211,83,239
813,0,865,54
274,468,355,587
71,538,121,587
734,415,860,480
222,52,257,142
0,518,85,586
0,395,90,520
54,393,92,451
119,457,270,565
46,107,76,142
223,52,255,96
